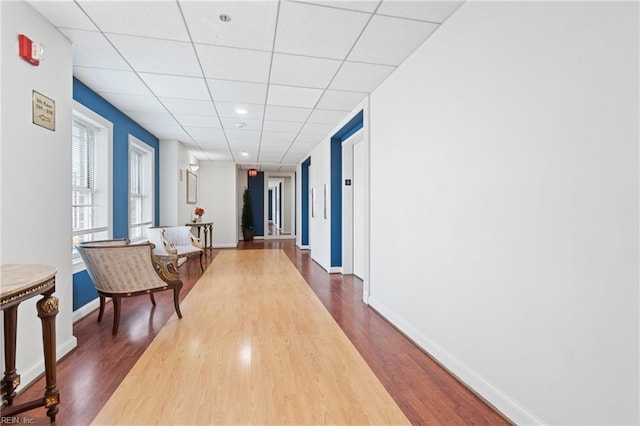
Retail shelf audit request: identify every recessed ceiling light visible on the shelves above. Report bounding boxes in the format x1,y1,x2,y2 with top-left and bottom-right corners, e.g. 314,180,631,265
235,108,247,115
241,151,249,157
219,14,231,22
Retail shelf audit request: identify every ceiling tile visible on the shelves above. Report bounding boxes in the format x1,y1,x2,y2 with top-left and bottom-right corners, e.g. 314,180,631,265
270,53,341,89
160,98,217,116
220,118,263,132
275,1,370,60
77,1,190,41
296,132,326,143
98,93,167,113
376,1,464,23
208,80,267,104
348,14,438,66
145,124,191,141
185,127,226,143
307,109,349,125
28,1,98,30
140,74,210,100
264,105,311,122
74,67,151,96
294,0,381,13
215,102,264,120
181,1,278,51
330,61,396,92
262,131,299,142
262,120,304,134
225,129,261,142
124,111,176,126
196,44,272,83
107,35,201,77
60,29,130,70
267,85,324,108
175,115,222,128
300,122,335,135
316,89,367,111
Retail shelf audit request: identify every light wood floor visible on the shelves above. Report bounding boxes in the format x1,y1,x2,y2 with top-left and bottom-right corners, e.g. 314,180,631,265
92,249,409,425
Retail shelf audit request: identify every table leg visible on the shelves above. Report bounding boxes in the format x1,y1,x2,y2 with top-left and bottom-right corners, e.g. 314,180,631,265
2,306,20,406
36,291,59,422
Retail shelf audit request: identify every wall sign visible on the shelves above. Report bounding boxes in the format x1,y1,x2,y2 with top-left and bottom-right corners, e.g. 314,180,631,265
32,90,55,131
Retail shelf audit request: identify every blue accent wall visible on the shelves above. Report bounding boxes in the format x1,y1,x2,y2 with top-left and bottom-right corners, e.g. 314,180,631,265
301,157,311,246
247,171,265,236
72,78,160,311
330,110,364,268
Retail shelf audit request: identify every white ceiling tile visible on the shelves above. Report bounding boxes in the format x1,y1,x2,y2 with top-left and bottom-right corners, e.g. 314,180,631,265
98,93,167,113
262,120,304,134
220,118,263,132
181,1,278,51
145,124,191,141
294,0,381,13
316,89,367,111
74,67,151,96
60,29,130,70
225,129,261,142
215,102,264,120
307,109,349,125
185,127,226,143
264,105,311,122
140,74,210,100
300,122,335,135
270,53,341,89
330,61,395,92
259,153,286,163
77,1,190,41
377,1,464,23
160,98,217,116
196,44,271,83
208,80,267,104
29,1,98,30
275,1,370,60
267,85,324,108
348,14,438,66
124,111,176,126
175,115,222,128
107,35,201,77
262,131,299,142
296,132,326,143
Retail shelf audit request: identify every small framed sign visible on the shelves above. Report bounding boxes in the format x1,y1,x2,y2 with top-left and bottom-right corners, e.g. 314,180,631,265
32,90,55,131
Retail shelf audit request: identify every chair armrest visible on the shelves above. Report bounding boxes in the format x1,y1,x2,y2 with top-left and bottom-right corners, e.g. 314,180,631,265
150,252,180,283
189,233,205,250
162,235,178,255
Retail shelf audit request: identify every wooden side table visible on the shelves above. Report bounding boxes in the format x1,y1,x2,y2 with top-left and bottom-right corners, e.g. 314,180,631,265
1,264,59,422
186,222,213,252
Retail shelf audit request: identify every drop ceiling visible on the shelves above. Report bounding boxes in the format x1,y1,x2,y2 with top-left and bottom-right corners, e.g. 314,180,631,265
29,0,463,172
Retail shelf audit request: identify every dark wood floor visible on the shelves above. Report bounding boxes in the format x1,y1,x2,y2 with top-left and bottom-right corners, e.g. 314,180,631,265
12,240,509,425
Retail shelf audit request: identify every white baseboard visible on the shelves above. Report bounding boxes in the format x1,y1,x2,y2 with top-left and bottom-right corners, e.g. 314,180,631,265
296,244,310,250
329,267,342,274
213,243,238,248
368,297,546,426
72,297,105,323
18,336,77,395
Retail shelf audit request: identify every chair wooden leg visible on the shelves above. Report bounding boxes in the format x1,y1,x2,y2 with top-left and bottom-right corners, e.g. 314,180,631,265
112,296,121,335
97,295,105,322
149,293,156,306
199,252,204,272
173,286,183,319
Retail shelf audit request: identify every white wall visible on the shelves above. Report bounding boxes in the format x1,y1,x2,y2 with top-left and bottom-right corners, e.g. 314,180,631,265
308,139,331,271
0,0,77,387
368,2,639,424
236,169,248,241
198,162,237,248
159,139,197,226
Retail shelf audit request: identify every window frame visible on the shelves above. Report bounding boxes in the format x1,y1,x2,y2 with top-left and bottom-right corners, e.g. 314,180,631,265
128,135,155,242
71,101,113,273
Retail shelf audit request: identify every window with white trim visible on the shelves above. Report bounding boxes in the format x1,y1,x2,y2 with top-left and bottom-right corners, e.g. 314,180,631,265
129,136,154,241
71,104,112,263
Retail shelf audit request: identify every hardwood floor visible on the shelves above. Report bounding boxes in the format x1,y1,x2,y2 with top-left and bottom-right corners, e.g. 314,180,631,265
12,240,509,425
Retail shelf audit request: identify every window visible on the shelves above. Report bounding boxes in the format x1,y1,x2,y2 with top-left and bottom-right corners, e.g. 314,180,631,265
129,136,154,241
71,102,112,267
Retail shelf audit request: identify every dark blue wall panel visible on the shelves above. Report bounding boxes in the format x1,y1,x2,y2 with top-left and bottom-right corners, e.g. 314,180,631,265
247,171,265,236
301,158,311,246
72,77,160,311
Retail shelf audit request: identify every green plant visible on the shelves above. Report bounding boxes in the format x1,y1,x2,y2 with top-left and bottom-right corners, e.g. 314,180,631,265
241,187,254,231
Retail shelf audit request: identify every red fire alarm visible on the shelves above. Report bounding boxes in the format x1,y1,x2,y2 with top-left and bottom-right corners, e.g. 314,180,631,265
248,168,258,177
18,34,44,66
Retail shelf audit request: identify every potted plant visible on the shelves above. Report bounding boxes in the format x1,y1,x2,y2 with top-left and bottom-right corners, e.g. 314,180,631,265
241,187,255,241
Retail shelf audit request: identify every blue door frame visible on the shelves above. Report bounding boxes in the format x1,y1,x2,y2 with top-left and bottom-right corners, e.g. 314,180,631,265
301,157,311,246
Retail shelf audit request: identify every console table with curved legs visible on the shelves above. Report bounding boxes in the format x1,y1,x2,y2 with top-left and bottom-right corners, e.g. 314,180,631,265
186,222,213,253
1,264,59,422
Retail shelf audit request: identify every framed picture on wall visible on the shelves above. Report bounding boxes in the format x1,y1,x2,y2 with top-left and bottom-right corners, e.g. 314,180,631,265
187,170,197,204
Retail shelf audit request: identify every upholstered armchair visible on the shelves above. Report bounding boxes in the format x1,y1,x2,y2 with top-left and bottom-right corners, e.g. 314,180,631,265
76,239,183,335
147,226,204,272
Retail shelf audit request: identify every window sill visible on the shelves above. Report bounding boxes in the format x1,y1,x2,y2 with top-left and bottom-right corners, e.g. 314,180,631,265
72,256,86,274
